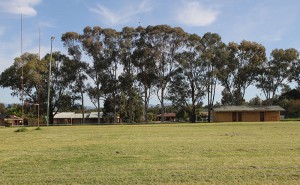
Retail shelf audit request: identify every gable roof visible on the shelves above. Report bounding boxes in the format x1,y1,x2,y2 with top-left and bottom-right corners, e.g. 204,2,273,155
73,113,90,119
157,113,176,117
54,112,103,119
4,115,22,120
88,112,103,118
54,112,75,119
213,106,285,112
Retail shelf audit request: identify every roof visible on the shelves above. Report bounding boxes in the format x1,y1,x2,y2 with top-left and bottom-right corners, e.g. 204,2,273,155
73,113,89,119
213,106,285,112
157,113,176,117
4,115,22,120
88,112,103,118
54,112,75,119
54,112,103,119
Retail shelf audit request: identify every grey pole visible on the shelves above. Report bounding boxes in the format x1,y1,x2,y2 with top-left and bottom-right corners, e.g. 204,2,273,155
46,36,55,126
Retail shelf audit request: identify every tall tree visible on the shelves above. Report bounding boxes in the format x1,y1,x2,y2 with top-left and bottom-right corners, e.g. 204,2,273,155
80,26,111,123
0,53,47,119
47,52,81,124
146,25,187,122
0,52,79,124
133,26,158,122
0,53,42,101
119,27,137,123
167,34,206,123
218,41,266,105
0,103,6,114
100,28,120,123
256,48,299,105
62,32,88,124
201,32,226,122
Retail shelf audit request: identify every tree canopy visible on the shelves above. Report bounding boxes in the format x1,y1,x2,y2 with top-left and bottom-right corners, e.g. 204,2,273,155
1,24,300,123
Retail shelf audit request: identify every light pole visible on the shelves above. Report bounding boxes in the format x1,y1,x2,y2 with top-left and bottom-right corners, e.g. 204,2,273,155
46,36,55,126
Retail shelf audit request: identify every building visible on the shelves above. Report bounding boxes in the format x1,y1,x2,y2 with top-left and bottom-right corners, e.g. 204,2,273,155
53,112,103,125
0,113,23,126
212,106,285,122
157,113,176,122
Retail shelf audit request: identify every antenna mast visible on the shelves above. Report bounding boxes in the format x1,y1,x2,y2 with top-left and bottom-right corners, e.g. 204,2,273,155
21,14,24,126
37,28,41,127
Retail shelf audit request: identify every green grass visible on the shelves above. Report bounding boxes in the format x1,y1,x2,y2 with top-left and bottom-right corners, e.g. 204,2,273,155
0,122,299,184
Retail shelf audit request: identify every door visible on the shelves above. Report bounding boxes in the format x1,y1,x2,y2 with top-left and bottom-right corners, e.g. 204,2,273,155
260,112,265,122
232,112,237,122
238,112,242,122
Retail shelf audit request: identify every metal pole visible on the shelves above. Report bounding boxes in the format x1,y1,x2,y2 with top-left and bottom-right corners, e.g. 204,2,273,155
37,28,40,128
21,14,24,126
46,36,55,126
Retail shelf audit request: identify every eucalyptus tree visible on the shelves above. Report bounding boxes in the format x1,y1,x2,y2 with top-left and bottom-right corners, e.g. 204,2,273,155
146,25,187,122
218,40,266,105
0,52,80,124
47,52,81,124
0,53,49,119
167,34,207,123
100,28,120,123
132,26,158,122
79,26,115,123
292,59,300,86
62,32,88,124
0,53,42,102
201,32,226,122
119,27,138,123
256,48,299,105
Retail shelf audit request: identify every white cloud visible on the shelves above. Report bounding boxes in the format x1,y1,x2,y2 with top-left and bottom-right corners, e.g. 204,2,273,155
89,0,152,26
0,0,42,16
177,1,219,27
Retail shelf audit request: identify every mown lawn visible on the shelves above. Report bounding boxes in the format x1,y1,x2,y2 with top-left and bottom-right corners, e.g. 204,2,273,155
0,122,299,184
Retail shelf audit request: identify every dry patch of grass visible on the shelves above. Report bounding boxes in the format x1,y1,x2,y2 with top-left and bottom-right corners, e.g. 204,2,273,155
0,122,299,184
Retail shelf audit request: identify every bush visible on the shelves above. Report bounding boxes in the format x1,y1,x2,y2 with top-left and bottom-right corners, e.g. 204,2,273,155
14,127,28,132
2,121,11,127
35,127,42,130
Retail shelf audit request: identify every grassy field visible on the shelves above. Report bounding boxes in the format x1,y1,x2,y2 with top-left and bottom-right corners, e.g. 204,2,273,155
0,122,299,184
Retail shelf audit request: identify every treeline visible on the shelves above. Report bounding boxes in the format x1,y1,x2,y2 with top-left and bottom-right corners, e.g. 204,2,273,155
0,25,299,123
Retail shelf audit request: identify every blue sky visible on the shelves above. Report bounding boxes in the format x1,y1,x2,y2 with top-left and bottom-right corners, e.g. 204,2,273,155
0,0,300,106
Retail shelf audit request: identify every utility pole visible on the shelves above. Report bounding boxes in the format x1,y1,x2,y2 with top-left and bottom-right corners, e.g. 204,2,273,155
21,14,24,126
46,36,55,126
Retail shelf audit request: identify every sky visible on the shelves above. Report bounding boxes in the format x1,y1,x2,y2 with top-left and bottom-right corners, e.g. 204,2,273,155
0,0,300,107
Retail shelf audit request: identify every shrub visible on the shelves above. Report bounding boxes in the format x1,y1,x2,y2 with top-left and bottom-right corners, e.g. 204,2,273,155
14,127,28,132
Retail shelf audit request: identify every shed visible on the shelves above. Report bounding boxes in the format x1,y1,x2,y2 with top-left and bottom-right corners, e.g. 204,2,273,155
72,113,90,124
212,106,285,122
0,113,23,126
53,112,103,125
157,113,176,122
53,112,75,125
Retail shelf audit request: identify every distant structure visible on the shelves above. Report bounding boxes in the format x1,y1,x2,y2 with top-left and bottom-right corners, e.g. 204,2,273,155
212,106,285,122
53,112,104,125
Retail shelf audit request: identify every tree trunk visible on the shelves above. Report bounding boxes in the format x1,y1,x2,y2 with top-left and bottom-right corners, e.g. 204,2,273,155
113,62,117,123
144,86,148,123
49,105,54,125
190,110,196,123
128,61,133,123
81,90,84,124
97,94,101,124
161,88,165,122
191,82,196,123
